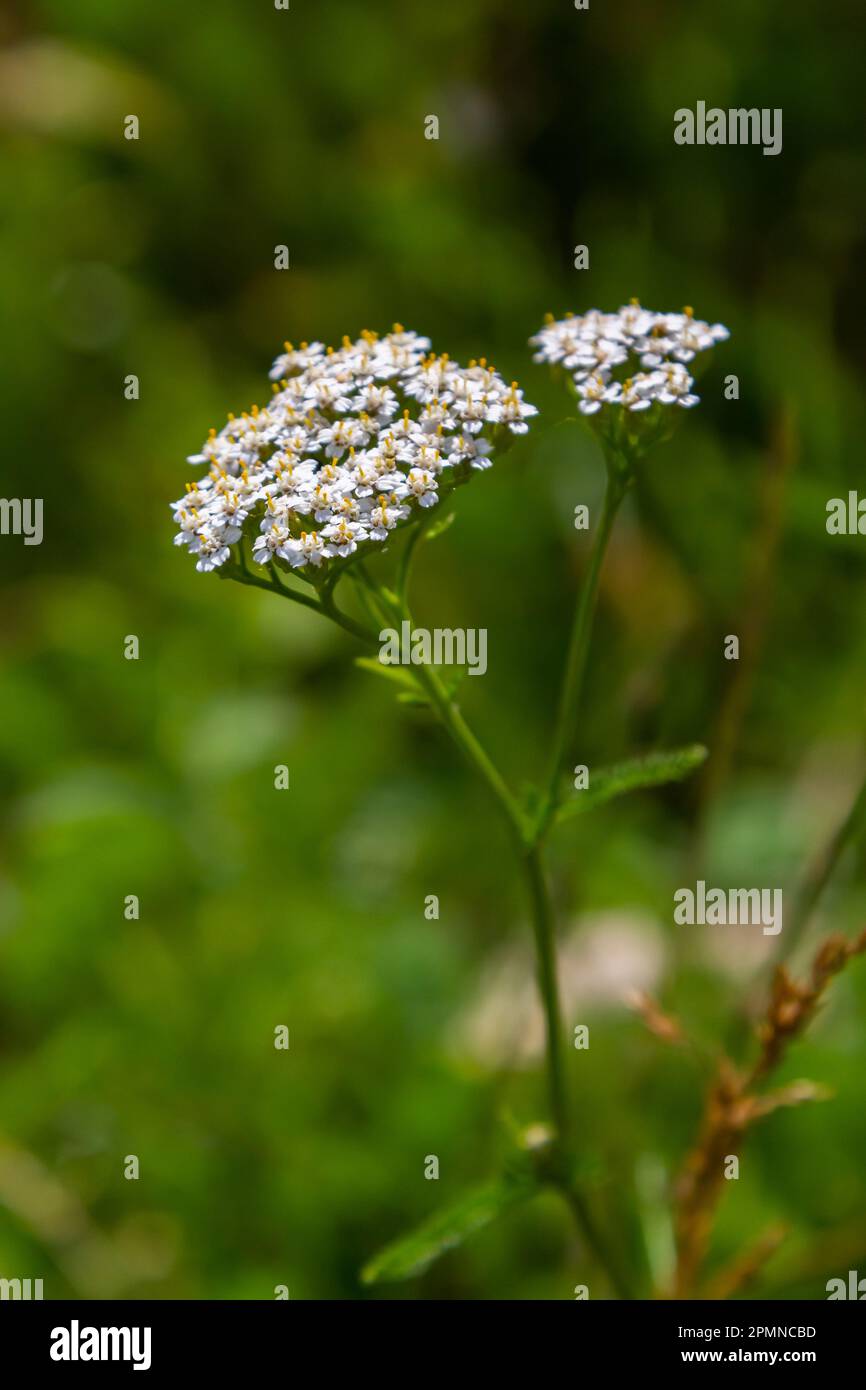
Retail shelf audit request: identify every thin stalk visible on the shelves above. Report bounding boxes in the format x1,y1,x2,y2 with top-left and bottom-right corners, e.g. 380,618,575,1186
522,841,634,1297
265,561,322,616
351,576,386,636
394,592,630,1294
535,470,627,840
561,1186,634,1301
411,657,528,846
777,765,866,964
521,843,569,1137
396,506,436,603
352,569,528,841
229,553,377,646
318,586,380,646
229,564,320,615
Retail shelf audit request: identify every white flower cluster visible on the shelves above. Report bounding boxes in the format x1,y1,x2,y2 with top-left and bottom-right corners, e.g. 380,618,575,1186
530,302,729,417
172,327,537,573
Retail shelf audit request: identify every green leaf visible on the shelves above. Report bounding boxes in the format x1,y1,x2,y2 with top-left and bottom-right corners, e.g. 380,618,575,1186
356,658,433,709
396,689,432,707
361,1176,535,1285
357,657,468,710
424,510,456,542
555,744,708,825
398,666,466,705
354,656,418,692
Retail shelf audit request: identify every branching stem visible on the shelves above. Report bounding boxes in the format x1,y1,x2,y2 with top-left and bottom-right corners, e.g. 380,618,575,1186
226,472,633,1293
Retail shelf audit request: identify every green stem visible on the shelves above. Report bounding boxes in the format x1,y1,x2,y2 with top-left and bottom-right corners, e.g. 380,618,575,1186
230,564,319,615
354,576,564,1130
410,650,529,847
351,577,385,636
228,554,378,646
522,843,569,1137
535,470,627,840
265,561,319,614
397,507,436,603
561,1186,633,1301
392,593,630,1296
353,569,529,841
319,586,380,646
777,764,866,963
521,841,634,1297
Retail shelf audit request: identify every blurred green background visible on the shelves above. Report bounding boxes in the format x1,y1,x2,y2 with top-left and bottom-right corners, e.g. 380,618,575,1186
1,0,865,1299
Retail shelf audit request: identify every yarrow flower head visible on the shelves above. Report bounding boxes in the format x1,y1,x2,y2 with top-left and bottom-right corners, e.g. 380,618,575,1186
530,300,729,468
172,326,537,575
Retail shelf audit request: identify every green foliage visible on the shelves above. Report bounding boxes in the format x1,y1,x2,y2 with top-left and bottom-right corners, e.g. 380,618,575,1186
354,657,465,708
555,745,709,824
362,1175,538,1285
354,656,419,692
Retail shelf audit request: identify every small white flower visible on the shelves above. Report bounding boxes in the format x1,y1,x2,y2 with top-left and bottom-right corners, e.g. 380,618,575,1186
191,532,232,572
403,468,439,507
576,372,610,415
486,383,539,434
654,364,700,408
569,337,629,375
402,359,455,405
366,496,409,540
615,301,656,339
353,384,400,423
268,340,327,381
283,531,328,568
316,419,371,458
444,433,494,469
253,524,291,561
607,376,656,412
382,325,431,353
417,401,456,434
321,516,366,557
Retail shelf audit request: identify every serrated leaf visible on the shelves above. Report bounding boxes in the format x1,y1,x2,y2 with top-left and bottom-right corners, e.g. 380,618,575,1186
555,744,708,825
361,1176,535,1285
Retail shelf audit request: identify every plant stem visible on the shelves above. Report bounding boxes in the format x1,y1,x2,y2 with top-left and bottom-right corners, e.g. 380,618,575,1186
228,557,322,616
521,840,634,1297
318,585,380,646
521,843,569,1137
410,651,529,846
535,470,627,840
561,1185,633,1301
394,595,630,1295
777,763,866,963
396,506,436,602
231,556,378,646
